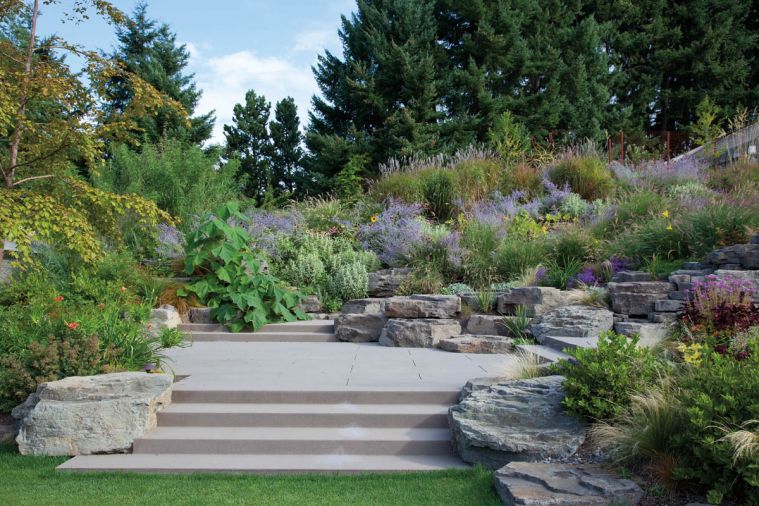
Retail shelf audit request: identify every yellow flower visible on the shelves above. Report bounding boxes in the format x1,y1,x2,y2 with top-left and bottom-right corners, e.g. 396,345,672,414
667,224,673,231
370,215,378,223
661,210,669,218
678,343,703,366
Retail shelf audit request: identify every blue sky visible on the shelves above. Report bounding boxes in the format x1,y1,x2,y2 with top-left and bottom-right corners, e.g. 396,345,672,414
37,1,354,143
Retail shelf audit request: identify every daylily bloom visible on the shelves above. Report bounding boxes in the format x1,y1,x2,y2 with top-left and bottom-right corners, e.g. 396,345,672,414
666,224,673,231
54,296,64,302
661,210,669,218
67,322,79,330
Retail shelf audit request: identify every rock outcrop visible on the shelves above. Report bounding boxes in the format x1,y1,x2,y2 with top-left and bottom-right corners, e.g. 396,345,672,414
368,268,412,297
335,313,387,342
449,375,585,468
13,372,172,456
384,295,460,319
379,318,462,348
437,335,514,354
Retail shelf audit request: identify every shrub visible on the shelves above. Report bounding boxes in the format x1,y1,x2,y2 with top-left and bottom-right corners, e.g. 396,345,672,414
494,237,548,282
557,331,663,420
550,228,597,268
96,140,239,228
282,253,326,291
358,201,425,267
398,266,445,296
674,342,759,504
549,156,615,201
182,203,307,331
487,111,531,163
422,170,457,221
685,203,759,257
327,261,369,301
608,216,689,261
680,275,759,336
502,162,543,196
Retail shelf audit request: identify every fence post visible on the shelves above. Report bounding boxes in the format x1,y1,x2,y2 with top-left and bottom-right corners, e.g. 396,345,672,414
607,137,612,163
666,131,671,166
620,131,625,164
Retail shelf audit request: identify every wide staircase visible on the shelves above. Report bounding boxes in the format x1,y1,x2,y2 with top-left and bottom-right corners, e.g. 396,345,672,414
59,320,467,473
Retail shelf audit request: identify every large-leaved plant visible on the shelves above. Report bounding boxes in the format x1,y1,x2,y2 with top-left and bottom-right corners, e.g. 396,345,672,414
181,203,308,331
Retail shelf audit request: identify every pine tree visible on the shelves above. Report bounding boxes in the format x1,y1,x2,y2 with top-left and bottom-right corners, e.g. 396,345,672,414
269,97,304,195
104,2,214,145
305,0,443,188
223,90,272,202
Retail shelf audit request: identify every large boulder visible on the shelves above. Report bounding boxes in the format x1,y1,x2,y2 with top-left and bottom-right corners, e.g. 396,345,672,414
384,295,461,319
341,298,387,314
706,243,759,270
335,313,387,343
497,287,567,317
188,307,212,323
449,375,584,469
607,281,673,317
13,372,172,456
437,335,515,354
527,305,614,342
0,413,15,443
465,314,511,336
614,321,668,348
296,295,322,313
379,318,462,348
495,462,644,506
368,268,412,297
714,269,759,293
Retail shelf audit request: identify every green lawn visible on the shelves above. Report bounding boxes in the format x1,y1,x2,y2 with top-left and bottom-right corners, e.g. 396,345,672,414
0,445,501,506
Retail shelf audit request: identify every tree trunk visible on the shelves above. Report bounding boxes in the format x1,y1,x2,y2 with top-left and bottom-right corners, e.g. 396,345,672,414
6,0,39,189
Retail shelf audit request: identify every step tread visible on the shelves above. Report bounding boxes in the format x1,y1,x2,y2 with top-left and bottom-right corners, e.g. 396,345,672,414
516,344,573,363
138,426,452,441
58,453,469,473
161,403,450,415
539,335,599,350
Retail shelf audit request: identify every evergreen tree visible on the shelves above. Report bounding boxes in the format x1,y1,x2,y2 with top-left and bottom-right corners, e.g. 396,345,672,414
269,97,304,194
223,90,272,202
306,0,443,188
104,2,214,145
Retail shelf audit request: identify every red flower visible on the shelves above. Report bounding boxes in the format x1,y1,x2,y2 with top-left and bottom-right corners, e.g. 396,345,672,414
67,322,79,330
54,296,64,302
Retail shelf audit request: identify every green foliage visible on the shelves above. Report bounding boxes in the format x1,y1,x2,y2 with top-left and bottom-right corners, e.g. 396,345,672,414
504,306,531,342
96,140,239,228
549,156,615,201
494,237,548,282
158,327,185,349
398,266,445,296
674,342,759,503
282,253,326,292
335,154,367,203
487,112,531,163
327,261,369,301
0,249,165,411
689,96,724,148
0,177,173,266
422,170,456,221
685,203,758,257
269,97,304,195
543,257,584,290
440,283,474,296
182,203,308,331
557,331,663,421
550,228,596,267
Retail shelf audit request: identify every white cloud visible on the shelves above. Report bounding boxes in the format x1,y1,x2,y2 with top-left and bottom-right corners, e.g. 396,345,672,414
293,29,339,54
189,48,317,145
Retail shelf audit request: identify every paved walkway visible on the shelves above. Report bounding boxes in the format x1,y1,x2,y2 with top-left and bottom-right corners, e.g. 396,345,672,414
166,341,513,391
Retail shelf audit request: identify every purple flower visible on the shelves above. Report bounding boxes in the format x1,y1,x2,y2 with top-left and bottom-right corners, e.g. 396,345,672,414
155,224,184,259
569,267,599,287
632,156,705,187
541,176,573,210
358,200,425,266
609,257,630,274
244,209,305,254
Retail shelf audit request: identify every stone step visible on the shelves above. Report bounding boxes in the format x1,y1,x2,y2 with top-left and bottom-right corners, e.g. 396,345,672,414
58,453,469,473
132,427,454,455
178,321,335,334
539,335,598,351
157,403,449,428
171,388,461,405
516,344,573,364
188,331,337,342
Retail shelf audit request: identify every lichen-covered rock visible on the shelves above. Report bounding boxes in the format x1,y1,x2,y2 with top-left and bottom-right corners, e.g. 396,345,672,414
449,375,585,469
706,243,759,269
527,305,614,342
607,281,673,317
379,318,462,348
497,287,567,317
465,314,511,336
297,295,322,313
614,321,668,348
437,335,514,354
611,270,654,282
13,372,172,456
334,313,387,342
340,298,387,314
495,462,643,506
384,295,461,319
368,268,412,297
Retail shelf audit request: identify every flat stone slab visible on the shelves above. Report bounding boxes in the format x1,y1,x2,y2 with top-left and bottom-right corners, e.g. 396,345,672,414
495,462,643,506
465,314,511,336
528,305,613,341
437,335,515,354
335,313,387,342
341,298,387,314
379,318,462,348
384,295,461,319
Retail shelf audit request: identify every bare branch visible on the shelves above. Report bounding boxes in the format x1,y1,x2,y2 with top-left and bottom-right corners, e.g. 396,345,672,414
11,174,56,187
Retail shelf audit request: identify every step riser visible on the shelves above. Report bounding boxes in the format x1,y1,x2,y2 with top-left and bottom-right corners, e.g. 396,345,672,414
133,439,453,456
189,333,337,342
157,412,449,428
172,390,460,405
179,323,335,333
